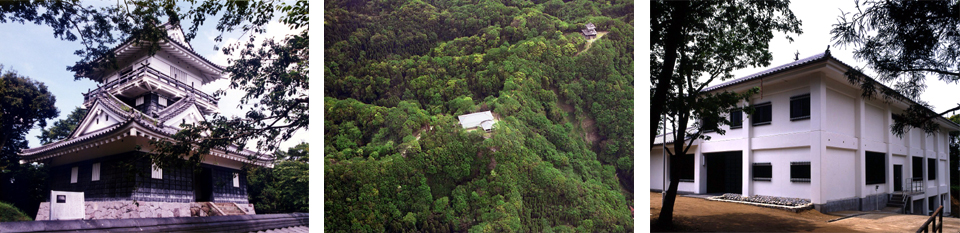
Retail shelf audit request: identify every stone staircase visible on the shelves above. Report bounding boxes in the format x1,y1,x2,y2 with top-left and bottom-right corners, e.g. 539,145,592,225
209,202,248,216
250,225,310,233
888,193,909,214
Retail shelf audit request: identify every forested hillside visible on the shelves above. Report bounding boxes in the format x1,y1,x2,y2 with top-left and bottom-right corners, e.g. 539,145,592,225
324,0,633,231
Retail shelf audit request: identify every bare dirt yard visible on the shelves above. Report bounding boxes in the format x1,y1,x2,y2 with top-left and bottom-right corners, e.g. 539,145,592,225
650,192,960,232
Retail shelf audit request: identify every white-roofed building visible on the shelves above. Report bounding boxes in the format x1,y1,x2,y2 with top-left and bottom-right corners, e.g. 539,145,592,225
458,111,496,132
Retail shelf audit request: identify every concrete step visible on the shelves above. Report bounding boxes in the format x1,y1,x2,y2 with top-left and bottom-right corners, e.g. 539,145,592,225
214,202,247,216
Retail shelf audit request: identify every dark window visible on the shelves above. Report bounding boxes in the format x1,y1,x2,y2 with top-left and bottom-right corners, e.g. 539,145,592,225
790,161,811,182
730,109,743,129
928,158,937,180
866,152,886,184
677,154,695,182
752,102,772,126
790,94,811,120
702,116,718,133
913,157,924,180
753,163,772,181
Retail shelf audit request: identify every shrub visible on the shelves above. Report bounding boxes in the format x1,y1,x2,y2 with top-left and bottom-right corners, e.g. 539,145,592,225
0,201,32,222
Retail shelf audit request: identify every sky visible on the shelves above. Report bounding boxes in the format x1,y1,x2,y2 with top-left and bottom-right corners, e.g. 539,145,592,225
0,2,307,152
727,0,960,116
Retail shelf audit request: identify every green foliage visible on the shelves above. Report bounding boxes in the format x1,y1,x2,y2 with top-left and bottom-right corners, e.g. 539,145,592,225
38,107,87,145
0,66,59,171
650,0,802,226
247,143,309,214
0,201,31,222
325,0,633,231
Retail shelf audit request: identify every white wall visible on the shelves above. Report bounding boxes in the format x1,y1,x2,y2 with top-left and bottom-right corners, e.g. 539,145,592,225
822,148,857,202
149,50,206,86
863,103,885,142
751,81,813,138
751,147,811,199
825,88,856,137
651,149,664,190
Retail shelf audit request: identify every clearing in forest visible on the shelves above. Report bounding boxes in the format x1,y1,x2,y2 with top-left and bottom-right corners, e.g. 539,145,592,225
577,31,608,56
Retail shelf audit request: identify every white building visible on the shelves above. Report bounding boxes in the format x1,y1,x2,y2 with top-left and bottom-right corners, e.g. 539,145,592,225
458,111,495,131
651,52,958,215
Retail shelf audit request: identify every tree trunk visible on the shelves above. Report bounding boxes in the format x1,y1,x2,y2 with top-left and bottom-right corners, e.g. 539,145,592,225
658,69,691,226
650,1,689,146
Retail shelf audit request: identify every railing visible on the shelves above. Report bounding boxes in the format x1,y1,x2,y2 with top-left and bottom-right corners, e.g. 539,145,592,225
83,65,218,106
916,205,943,233
906,178,924,193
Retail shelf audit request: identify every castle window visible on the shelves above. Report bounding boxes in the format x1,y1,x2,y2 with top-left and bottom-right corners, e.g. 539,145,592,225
159,96,167,106
70,166,78,183
790,94,811,120
91,163,100,181
752,102,772,126
170,65,188,83
136,96,144,106
151,163,163,179
233,172,240,187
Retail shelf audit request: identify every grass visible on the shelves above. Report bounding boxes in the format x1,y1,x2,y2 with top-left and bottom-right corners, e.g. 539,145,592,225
0,201,32,222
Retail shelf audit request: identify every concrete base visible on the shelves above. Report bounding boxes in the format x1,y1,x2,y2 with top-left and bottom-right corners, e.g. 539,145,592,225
816,194,891,213
817,197,861,213
35,201,256,220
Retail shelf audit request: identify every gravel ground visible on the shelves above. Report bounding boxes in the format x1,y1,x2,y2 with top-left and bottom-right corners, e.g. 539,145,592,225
650,192,960,232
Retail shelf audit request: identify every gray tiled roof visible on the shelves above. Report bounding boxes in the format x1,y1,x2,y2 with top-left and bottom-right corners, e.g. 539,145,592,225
703,52,829,92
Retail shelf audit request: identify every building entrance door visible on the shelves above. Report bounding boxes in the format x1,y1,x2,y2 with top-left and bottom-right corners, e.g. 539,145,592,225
705,151,742,194
195,167,213,202
894,165,902,192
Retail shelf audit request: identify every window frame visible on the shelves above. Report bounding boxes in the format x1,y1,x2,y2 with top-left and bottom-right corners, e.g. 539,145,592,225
91,163,101,181
730,108,743,129
865,152,886,185
752,163,772,181
789,94,811,121
752,102,773,126
233,172,240,187
913,157,924,180
70,166,78,184
677,154,695,182
151,163,163,179
790,161,811,182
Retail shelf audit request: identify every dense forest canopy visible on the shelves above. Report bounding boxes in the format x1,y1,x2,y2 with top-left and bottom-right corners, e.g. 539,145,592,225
324,0,634,232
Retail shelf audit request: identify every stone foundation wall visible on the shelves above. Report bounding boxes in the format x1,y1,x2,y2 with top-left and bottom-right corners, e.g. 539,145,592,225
815,194,892,213
35,201,254,220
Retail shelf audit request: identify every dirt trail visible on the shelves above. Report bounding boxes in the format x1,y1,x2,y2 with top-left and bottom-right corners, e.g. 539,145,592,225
576,31,608,56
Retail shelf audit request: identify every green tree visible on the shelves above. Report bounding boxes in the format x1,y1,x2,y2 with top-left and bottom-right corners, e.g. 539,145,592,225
247,142,309,214
0,66,59,171
650,0,802,226
831,0,960,136
650,0,802,146
37,107,87,145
